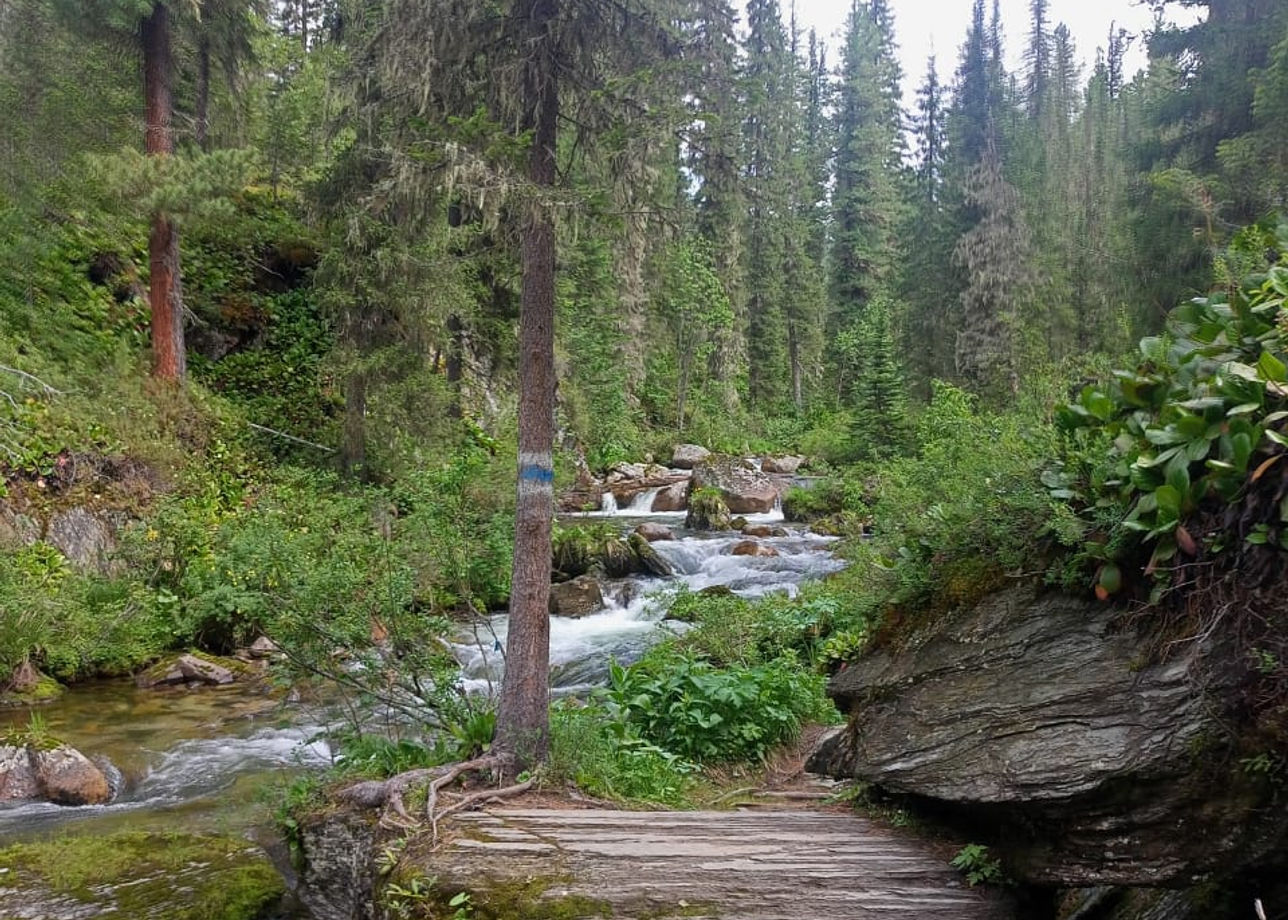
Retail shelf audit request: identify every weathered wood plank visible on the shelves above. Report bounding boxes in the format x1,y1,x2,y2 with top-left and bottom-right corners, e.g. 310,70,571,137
423,808,1013,918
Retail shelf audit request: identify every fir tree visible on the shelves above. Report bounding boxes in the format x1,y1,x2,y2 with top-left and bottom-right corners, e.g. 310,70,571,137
829,0,905,326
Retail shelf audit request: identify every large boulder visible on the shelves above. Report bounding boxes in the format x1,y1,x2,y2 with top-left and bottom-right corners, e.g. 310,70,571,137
731,540,778,557
670,444,711,469
33,745,112,805
628,532,674,577
651,481,688,512
761,455,804,474
634,522,675,542
690,458,779,515
549,575,605,618
808,585,1283,889
686,488,733,530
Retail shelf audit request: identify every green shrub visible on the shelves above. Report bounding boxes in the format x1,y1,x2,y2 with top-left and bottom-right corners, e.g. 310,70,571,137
546,701,695,806
1051,229,1288,595
603,649,831,763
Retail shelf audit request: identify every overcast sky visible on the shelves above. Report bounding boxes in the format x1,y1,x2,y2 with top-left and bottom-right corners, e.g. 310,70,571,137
773,1,1199,106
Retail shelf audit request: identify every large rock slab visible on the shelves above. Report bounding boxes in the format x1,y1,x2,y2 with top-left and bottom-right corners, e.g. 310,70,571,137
671,444,711,469
691,458,779,514
809,585,1282,887
414,809,1012,919
0,831,285,919
45,507,125,574
136,653,237,688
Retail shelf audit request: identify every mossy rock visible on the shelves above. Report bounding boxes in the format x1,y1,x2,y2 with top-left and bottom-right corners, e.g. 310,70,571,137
685,488,731,530
0,672,65,707
135,652,263,689
0,831,285,919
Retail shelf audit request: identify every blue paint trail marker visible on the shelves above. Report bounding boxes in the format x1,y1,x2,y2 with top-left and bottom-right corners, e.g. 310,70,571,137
519,464,555,484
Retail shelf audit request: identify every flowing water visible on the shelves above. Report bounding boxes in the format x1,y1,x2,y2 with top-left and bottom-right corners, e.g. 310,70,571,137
454,490,845,694
0,681,333,842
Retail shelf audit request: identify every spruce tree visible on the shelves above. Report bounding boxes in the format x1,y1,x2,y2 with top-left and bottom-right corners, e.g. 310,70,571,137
830,0,904,326
742,0,791,409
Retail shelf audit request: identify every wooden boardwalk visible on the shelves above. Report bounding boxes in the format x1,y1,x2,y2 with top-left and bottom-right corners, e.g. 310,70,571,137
425,808,1013,918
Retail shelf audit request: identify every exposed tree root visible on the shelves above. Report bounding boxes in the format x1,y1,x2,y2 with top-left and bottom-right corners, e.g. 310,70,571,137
336,753,530,839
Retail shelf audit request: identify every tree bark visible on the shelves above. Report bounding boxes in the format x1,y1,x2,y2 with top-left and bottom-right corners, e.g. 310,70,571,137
341,370,367,477
196,33,211,152
446,312,464,419
494,0,559,772
789,319,803,410
143,2,186,381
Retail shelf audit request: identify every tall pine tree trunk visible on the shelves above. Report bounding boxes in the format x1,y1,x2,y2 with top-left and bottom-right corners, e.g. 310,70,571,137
494,0,558,772
341,370,367,477
143,2,186,381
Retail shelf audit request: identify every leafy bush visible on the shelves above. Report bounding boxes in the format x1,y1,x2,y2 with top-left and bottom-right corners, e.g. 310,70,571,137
1051,231,1288,595
603,649,831,763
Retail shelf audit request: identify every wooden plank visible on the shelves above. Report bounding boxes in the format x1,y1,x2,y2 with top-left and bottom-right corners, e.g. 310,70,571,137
423,809,1013,919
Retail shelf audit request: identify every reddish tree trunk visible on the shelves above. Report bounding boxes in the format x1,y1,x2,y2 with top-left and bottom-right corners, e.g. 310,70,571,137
143,2,186,381
494,0,559,771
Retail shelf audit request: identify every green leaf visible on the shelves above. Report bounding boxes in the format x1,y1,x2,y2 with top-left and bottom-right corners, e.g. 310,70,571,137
1266,429,1288,448
1227,402,1261,416
1257,351,1288,384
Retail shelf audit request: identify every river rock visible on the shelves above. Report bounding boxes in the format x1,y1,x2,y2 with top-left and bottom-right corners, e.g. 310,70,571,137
33,744,112,805
808,584,1283,888
549,575,605,618
670,443,711,469
691,458,779,514
628,532,674,577
634,522,675,542
243,635,281,659
137,653,236,688
605,461,646,483
762,455,804,474
0,744,40,801
741,523,774,537
731,540,778,557
651,480,688,512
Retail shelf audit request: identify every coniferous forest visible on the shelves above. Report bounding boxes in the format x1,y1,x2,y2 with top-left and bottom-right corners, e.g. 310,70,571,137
2,0,1288,917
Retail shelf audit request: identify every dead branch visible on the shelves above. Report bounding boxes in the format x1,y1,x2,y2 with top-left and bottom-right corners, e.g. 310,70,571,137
0,365,61,395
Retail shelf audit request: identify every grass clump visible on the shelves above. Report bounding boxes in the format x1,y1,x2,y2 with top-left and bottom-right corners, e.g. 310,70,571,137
546,701,696,807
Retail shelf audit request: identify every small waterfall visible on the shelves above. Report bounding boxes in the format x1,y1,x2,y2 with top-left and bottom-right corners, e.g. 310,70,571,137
626,487,662,512
601,491,619,513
